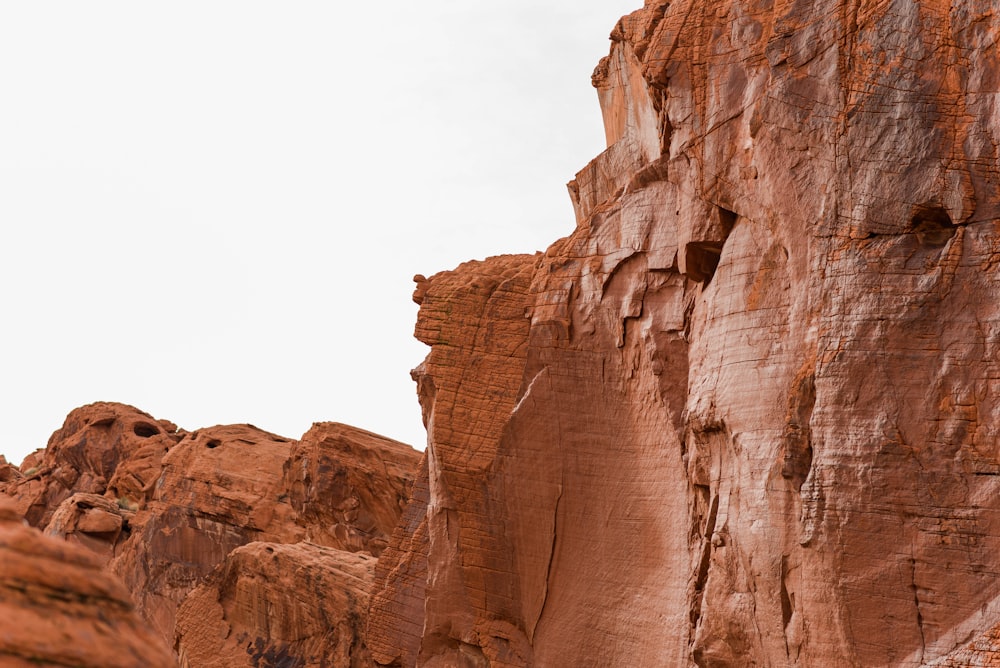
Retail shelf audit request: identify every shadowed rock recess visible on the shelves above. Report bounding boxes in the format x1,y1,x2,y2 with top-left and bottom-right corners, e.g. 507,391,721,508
366,0,1000,666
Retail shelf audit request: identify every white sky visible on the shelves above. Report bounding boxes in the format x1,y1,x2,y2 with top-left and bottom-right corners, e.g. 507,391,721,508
0,1,639,466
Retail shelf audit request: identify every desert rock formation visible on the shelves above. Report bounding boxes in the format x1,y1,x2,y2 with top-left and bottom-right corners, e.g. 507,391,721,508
0,497,174,667
175,541,376,668
367,0,1000,666
1,402,181,528
5,0,1000,664
2,402,420,667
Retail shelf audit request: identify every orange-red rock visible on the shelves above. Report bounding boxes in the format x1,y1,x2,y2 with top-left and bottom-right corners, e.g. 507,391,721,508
284,421,420,556
112,420,418,645
366,454,430,668
368,0,1000,665
2,402,181,528
175,541,375,668
45,492,132,564
0,498,174,667
2,403,420,664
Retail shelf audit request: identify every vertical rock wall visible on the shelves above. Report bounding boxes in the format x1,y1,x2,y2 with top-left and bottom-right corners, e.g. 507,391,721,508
370,0,1000,665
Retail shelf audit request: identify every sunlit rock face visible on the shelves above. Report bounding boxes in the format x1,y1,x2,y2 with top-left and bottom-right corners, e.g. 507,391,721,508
369,0,1000,665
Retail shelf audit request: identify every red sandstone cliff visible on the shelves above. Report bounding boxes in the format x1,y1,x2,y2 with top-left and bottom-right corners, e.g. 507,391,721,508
6,0,1000,665
367,0,1000,666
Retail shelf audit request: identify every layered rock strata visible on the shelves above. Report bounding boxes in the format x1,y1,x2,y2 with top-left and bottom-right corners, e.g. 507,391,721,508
0,498,174,667
369,0,1000,666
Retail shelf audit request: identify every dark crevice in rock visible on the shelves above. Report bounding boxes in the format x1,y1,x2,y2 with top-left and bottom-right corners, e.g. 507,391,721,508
685,206,737,285
781,374,816,492
911,204,955,247
911,557,925,663
689,492,719,640
685,242,725,284
133,422,160,438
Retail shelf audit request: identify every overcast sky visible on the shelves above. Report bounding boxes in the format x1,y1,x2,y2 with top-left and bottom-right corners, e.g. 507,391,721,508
0,1,639,466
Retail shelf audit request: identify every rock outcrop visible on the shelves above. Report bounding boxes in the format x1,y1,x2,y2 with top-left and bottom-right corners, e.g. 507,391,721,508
175,541,375,668
2,402,420,666
0,498,174,667
113,420,418,643
2,402,182,528
46,492,134,565
368,0,1000,666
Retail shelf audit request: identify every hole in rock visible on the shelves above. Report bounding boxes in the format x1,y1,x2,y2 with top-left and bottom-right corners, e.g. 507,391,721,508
911,205,955,247
133,423,160,438
684,206,738,285
685,242,725,283
206,439,222,449
718,207,737,236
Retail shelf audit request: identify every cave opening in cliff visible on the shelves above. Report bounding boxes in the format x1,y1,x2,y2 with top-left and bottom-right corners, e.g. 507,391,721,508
910,204,955,247
685,207,737,285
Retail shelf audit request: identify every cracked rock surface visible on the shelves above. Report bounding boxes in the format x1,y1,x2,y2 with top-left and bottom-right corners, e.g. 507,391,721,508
367,0,1000,665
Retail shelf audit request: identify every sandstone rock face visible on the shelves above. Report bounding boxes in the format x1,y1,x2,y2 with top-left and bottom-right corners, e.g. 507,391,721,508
111,422,301,641
175,541,375,668
369,0,1000,665
113,420,419,645
1,403,420,664
0,498,174,667
46,492,133,564
366,454,431,668
2,402,181,528
284,421,420,556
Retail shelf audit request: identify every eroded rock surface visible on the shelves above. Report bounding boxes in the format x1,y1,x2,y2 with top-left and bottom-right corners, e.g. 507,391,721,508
113,420,419,645
175,541,375,668
368,0,1000,666
0,498,174,667
2,402,181,528
1,403,420,665
284,421,419,556
46,492,133,565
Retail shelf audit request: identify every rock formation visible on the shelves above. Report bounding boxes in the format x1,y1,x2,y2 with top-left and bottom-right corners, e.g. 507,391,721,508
6,0,1000,664
2,402,420,667
2,402,181,528
0,497,174,667
367,0,1000,666
175,541,375,668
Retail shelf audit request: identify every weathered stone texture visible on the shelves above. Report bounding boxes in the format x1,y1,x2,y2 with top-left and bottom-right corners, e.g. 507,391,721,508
0,498,174,667
175,541,375,668
113,420,419,646
368,0,1000,665
2,402,181,529
1,403,420,665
